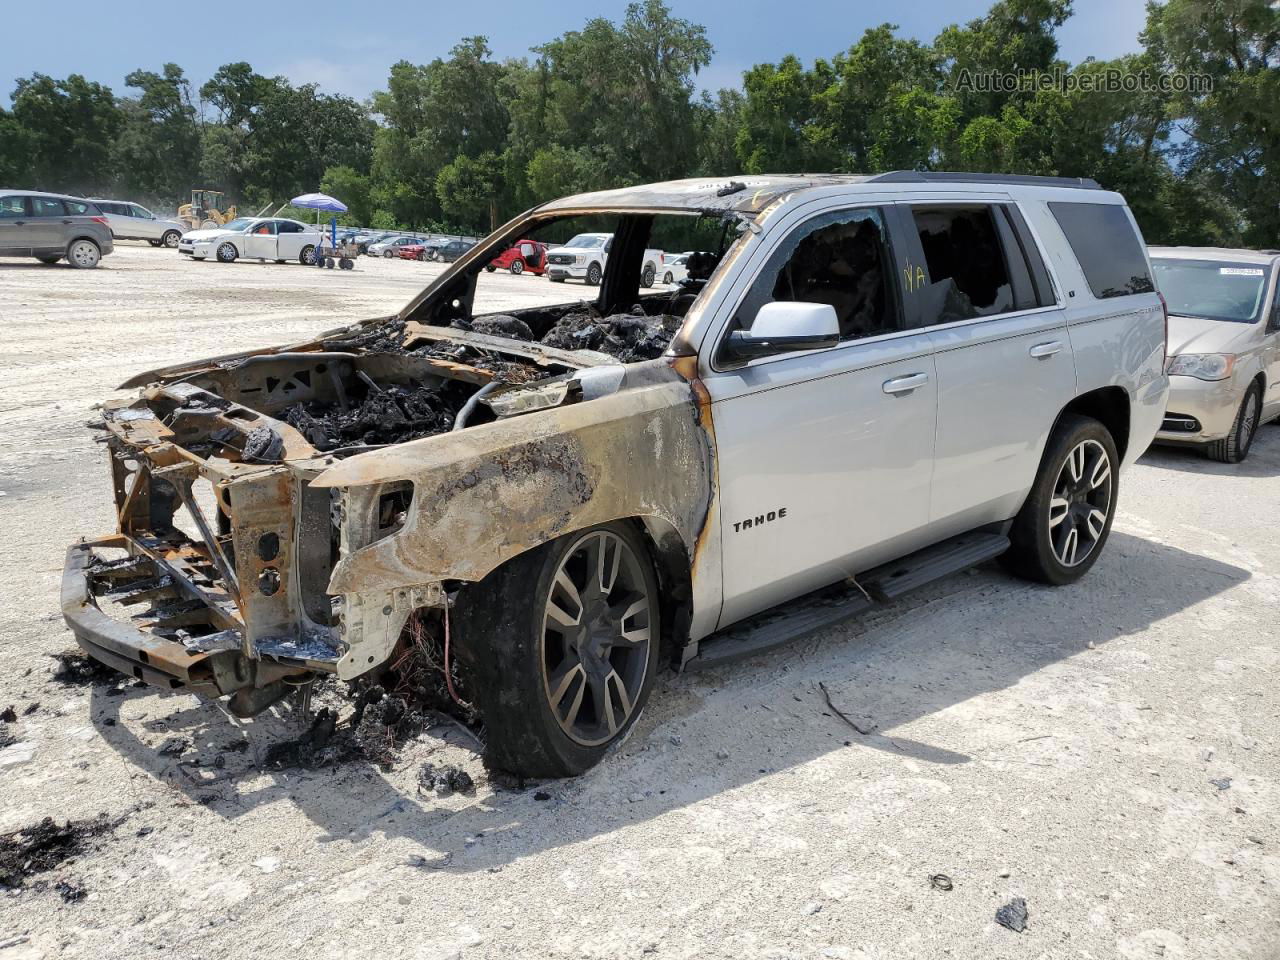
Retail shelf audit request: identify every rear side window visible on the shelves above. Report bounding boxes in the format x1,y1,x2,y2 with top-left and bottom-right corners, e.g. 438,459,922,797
278,221,303,234
31,197,66,217
0,196,27,218
64,200,92,215
1049,201,1154,299
912,206,1014,324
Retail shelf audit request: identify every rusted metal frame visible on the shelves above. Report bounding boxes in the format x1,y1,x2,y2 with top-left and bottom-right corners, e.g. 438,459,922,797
160,467,244,627
129,536,242,630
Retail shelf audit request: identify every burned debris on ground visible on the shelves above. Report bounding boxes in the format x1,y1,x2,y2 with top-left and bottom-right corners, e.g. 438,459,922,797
417,762,474,795
0,815,115,889
50,650,119,687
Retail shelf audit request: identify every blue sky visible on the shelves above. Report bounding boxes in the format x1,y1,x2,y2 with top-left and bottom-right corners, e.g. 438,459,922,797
3,0,1150,107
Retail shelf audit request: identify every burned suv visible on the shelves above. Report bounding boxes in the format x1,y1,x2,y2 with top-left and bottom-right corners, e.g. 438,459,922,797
64,173,1168,777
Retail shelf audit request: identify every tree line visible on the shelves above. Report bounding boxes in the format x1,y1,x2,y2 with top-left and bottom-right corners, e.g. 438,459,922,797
1,0,1275,245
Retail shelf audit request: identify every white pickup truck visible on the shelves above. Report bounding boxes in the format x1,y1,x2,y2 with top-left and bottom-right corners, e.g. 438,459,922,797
545,232,663,287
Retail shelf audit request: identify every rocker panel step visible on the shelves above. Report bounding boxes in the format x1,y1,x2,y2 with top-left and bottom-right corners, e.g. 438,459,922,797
688,531,1010,670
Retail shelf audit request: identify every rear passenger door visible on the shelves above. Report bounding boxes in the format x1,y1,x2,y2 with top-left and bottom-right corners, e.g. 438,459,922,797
27,196,70,254
276,220,307,259
0,196,31,255
906,202,1076,534
705,203,939,627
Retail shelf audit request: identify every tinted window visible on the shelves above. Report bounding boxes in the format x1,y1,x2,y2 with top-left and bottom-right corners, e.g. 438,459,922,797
252,221,278,235
64,200,92,215
0,196,27,218
1049,201,1154,299
277,221,303,233
913,206,1015,324
738,207,898,342
31,197,66,217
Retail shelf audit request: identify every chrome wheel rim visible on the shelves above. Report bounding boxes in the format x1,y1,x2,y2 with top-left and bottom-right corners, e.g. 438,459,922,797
1049,439,1112,567
511,260,523,274
541,530,653,747
217,243,235,262
70,241,98,267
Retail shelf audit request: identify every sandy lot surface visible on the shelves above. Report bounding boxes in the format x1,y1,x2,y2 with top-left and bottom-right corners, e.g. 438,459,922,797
0,244,1276,960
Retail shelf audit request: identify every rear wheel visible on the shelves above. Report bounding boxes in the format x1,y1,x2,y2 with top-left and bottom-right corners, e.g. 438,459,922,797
216,242,238,263
1206,384,1260,463
641,264,656,288
663,271,673,284
454,522,661,777
66,239,101,269
299,244,315,265
510,259,524,275
162,230,181,248
586,262,602,285
1001,414,1118,586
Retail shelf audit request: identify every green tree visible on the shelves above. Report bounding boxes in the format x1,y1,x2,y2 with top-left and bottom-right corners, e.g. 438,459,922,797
9,73,122,193
114,64,201,202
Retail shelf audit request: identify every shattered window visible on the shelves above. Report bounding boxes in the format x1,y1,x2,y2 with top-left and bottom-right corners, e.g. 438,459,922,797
737,207,899,342
912,206,1015,325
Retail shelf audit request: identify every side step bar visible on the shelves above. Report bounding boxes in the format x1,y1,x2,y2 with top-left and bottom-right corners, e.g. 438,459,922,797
687,531,1009,671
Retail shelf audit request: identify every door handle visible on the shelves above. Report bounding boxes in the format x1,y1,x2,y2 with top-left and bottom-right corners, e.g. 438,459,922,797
62,219,73,224
883,372,930,395
1029,340,1064,359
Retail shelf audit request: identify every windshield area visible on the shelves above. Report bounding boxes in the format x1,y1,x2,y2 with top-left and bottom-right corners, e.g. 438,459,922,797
1153,258,1272,324
564,235,605,248
220,218,254,232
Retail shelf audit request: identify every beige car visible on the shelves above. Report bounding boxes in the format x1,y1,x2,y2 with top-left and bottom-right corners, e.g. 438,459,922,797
1151,247,1280,462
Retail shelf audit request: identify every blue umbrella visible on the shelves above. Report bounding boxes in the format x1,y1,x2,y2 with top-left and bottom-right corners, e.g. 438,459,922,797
291,192,347,247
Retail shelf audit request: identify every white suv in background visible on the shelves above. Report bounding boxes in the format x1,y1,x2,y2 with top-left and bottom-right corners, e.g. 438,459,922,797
89,199,185,248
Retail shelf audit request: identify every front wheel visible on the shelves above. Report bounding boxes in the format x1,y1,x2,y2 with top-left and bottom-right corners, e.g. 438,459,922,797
299,245,315,265
67,239,101,269
1001,414,1118,586
510,259,524,275
1206,384,1260,464
454,522,661,777
383,249,394,258
641,265,656,288
216,242,238,263
585,262,602,286
162,230,181,248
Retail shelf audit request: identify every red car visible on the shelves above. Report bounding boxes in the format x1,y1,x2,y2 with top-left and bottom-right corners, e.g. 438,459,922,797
485,239,547,275
398,244,429,261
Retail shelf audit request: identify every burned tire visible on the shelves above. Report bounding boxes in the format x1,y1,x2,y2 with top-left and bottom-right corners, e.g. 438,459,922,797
585,262,602,286
1206,384,1260,464
1001,414,1118,586
454,522,661,778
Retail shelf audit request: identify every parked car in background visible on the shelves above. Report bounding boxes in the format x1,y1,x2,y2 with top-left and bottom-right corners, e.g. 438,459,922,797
356,232,397,254
179,217,321,264
435,238,477,263
545,232,663,286
397,243,430,262
1150,246,1280,462
662,252,692,284
369,235,426,258
0,189,114,268
64,172,1167,778
486,239,547,275
89,199,185,248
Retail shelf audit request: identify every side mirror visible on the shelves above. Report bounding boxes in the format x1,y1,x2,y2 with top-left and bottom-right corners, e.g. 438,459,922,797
725,302,840,361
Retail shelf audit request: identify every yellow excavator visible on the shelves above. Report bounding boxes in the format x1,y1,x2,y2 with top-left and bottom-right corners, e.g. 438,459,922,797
177,189,238,230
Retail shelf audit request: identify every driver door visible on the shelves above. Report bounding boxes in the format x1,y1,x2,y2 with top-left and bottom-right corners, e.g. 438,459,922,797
244,220,278,259
703,202,939,627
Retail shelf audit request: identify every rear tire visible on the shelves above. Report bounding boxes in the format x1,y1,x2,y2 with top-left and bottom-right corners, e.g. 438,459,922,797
66,239,101,269
510,260,524,275
663,271,673,284
1206,384,1260,463
299,244,315,265
1001,414,1118,586
641,264,656,288
454,522,661,778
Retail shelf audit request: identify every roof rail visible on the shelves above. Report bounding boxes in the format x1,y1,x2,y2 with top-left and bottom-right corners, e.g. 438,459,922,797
869,171,1101,189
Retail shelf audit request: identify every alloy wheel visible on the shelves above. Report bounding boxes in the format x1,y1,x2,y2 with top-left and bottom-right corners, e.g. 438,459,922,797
1048,439,1112,567
541,530,654,747
1240,391,1259,452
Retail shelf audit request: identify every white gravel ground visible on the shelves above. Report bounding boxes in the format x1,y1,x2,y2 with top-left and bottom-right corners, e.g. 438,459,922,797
0,244,1276,959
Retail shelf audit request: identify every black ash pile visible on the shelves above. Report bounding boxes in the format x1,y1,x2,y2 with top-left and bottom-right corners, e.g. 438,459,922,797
0,816,116,889
283,380,472,452
537,306,681,362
